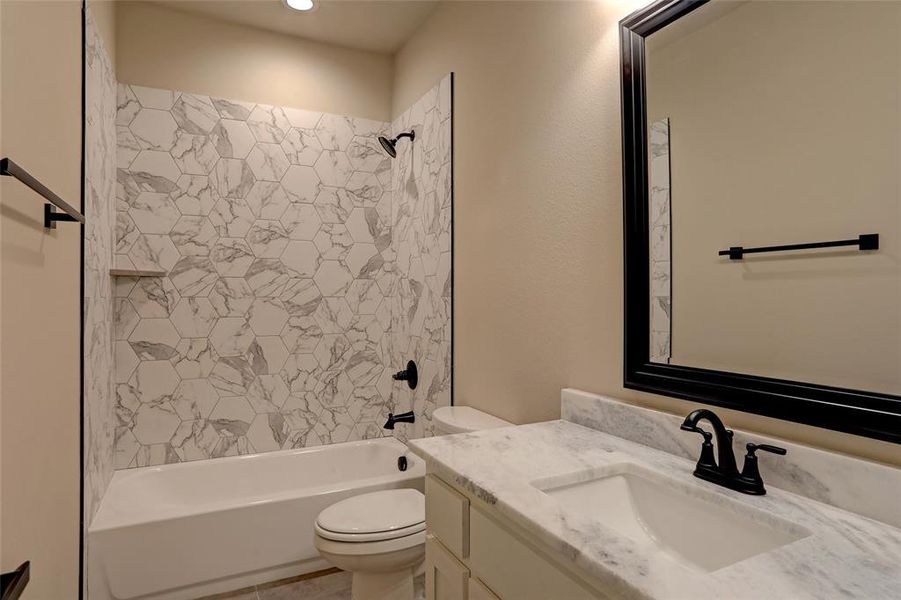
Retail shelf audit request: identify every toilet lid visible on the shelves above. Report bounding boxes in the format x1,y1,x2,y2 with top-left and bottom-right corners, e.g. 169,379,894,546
316,489,425,542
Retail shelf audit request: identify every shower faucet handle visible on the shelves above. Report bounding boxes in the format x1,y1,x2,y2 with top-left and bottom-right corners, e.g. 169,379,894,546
392,360,418,390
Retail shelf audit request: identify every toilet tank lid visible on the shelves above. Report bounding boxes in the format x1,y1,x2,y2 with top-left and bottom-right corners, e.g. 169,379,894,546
433,406,512,433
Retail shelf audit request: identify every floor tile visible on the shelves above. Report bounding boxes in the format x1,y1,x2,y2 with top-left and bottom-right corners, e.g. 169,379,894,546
201,568,424,600
257,570,351,600
196,587,258,600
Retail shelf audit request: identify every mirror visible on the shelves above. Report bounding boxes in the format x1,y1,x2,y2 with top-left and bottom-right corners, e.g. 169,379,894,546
645,0,899,394
621,0,901,443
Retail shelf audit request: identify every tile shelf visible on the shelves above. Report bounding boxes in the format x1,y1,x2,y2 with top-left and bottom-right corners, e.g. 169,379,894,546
110,268,166,278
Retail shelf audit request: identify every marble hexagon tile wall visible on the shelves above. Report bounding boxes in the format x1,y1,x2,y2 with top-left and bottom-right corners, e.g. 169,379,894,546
113,78,452,467
386,75,453,442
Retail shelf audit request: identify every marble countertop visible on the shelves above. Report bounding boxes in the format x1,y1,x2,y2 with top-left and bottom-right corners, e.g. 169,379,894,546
410,421,901,599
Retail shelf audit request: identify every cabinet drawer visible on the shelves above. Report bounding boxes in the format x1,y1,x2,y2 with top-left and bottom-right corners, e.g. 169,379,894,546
468,577,500,600
426,474,470,558
470,507,605,600
426,535,470,600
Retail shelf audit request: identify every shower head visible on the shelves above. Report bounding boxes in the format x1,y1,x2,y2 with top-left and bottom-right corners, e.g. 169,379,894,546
378,136,397,158
377,130,415,158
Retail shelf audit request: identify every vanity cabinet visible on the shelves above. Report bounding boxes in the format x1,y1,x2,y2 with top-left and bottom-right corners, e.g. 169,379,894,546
423,474,607,600
425,474,470,558
467,577,500,600
425,536,469,600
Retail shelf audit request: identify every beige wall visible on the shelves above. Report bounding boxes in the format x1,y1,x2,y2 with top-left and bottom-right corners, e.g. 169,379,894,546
90,0,117,69
1,1,83,597
393,0,900,466
116,1,393,121
647,1,901,395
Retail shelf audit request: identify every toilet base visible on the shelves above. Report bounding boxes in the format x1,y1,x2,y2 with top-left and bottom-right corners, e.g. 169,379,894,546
315,533,425,600
351,567,415,600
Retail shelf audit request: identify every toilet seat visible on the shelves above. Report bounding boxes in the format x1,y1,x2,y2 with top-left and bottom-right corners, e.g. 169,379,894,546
315,489,425,543
314,528,427,556
315,520,426,543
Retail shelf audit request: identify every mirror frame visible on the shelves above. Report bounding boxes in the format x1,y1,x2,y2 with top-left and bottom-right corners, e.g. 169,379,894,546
621,0,901,444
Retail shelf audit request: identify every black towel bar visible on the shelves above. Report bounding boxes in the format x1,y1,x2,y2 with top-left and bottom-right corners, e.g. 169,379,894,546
0,561,29,600
719,234,879,260
0,157,85,228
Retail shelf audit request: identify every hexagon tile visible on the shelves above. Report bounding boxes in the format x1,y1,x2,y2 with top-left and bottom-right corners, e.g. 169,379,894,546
112,77,452,468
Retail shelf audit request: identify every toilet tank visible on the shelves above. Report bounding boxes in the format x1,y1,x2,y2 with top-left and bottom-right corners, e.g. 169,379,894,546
433,406,512,435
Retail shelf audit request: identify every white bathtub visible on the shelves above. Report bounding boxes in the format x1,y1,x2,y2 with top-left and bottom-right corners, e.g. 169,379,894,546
88,437,424,600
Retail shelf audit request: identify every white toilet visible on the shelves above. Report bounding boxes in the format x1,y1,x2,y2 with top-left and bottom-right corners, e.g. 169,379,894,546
313,406,511,600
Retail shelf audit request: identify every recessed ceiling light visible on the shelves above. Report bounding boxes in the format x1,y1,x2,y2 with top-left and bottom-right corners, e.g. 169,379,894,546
284,0,315,12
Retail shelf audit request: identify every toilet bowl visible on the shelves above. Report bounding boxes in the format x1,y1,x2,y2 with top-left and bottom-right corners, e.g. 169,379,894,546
314,407,511,600
314,489,426,600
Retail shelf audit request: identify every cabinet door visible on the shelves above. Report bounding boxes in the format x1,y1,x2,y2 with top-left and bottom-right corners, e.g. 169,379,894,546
425,535,469,600
469,577,501,600
469,507,606,600
426,474,470,558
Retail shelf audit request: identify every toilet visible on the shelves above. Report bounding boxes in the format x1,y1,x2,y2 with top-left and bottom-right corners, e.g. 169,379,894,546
313,406,511,600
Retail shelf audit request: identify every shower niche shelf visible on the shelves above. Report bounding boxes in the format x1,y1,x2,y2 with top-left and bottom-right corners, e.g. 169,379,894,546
110,268,167,278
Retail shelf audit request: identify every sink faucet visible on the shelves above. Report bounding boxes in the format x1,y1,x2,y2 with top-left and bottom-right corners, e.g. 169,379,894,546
680,409,786,495
680,409,738,478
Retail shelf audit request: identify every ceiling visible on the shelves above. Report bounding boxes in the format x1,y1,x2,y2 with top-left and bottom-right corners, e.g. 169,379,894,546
151,0,439,54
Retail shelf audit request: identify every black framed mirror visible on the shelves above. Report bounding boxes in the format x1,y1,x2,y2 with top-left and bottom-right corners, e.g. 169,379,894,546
621,0,901,444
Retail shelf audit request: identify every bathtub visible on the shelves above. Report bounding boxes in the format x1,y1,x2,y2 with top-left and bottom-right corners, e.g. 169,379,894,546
88,437,424,600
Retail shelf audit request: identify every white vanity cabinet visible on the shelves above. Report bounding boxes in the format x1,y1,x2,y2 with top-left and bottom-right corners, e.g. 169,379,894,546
425,536,471,600
467,577,500,600
423,474,608,600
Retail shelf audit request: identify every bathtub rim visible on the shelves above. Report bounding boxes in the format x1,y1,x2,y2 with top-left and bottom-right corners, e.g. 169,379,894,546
90,436,423,532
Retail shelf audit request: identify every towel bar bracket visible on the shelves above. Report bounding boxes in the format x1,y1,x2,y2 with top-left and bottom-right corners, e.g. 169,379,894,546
859,233,879,251
45,204,80,229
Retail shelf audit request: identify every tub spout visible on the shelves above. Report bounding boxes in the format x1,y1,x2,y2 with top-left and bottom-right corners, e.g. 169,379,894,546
384,411,415,430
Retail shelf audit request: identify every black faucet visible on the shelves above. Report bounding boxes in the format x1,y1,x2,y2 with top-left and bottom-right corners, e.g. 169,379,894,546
384,411,415,430
680,409,786,495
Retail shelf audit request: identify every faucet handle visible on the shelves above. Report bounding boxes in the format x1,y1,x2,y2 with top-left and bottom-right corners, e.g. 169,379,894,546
746,443,786,456
739,442,786,495
681,424,717,470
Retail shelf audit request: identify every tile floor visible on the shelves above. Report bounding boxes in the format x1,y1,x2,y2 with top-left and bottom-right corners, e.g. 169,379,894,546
198,569,426,600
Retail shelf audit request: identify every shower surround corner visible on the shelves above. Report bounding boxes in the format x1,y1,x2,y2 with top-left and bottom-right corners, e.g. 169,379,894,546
84,6,118,527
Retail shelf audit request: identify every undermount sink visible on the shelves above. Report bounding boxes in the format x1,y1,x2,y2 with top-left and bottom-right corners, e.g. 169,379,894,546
532,463,810,572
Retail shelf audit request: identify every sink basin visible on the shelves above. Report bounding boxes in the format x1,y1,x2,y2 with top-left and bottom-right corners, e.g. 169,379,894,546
532,463,810,572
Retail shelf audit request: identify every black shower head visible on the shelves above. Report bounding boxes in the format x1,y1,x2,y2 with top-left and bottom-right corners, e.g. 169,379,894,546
378,136,397,158
377,130,415,158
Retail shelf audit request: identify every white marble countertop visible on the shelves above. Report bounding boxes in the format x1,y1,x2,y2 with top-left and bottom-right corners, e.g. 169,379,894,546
410,421,901,599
